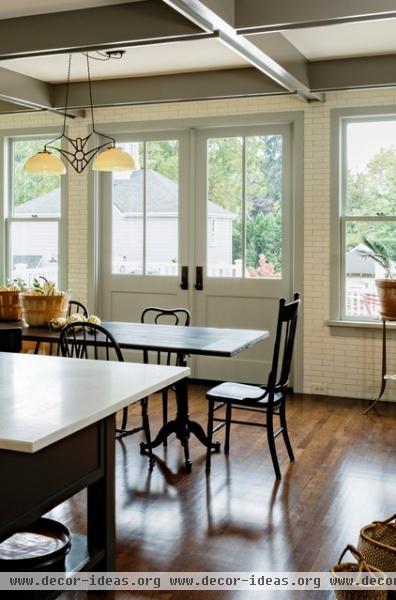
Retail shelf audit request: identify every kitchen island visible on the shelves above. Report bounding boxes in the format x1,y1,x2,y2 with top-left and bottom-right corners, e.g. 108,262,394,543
0,352,189,588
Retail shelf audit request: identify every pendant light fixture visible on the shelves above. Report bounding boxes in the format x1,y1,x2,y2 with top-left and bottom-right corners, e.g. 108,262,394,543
24,53,134,175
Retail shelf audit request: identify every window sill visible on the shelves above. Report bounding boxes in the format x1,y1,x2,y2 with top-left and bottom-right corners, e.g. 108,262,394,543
326,319,392,330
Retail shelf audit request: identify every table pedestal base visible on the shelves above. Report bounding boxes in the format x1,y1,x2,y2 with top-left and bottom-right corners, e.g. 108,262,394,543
140,378,221,472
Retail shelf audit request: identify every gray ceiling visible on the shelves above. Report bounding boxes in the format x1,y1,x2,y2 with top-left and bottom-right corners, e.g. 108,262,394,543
1,0,396,116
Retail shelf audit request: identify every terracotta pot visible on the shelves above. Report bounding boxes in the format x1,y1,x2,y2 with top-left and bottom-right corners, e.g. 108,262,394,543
375,279,396,319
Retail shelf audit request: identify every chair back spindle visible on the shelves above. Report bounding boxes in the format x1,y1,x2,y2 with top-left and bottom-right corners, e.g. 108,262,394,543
59,322,123,363
140,307,190,366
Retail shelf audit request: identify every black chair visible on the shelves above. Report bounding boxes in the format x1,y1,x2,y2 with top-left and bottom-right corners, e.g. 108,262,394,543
205,293,301,479
139,307,191,447
35,299,90,356
59,322,152,453
0,328,22,353
67,300,89,318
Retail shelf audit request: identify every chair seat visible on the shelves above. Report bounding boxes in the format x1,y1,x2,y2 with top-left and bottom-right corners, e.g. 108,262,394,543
207,382,282,405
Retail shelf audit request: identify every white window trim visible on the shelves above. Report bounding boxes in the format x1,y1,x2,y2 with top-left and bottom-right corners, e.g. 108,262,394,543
330,106,396,324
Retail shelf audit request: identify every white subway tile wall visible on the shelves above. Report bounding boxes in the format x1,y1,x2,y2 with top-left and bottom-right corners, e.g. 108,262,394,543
2,88,396,400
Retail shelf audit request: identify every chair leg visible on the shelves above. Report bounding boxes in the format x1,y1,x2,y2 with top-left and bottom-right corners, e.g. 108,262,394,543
162,388,168,448
279,402,294,462
266,413,281,480
141,397,154,468
224,403,232,454
206,399,215,471
120,406,128,431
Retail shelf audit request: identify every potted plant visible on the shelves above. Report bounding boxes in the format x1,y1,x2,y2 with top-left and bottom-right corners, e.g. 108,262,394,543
20,277,71,327
359,237,396,318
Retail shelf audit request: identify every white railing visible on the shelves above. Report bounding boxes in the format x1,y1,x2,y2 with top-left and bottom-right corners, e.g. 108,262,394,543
346,288,380,318
12,265,58,288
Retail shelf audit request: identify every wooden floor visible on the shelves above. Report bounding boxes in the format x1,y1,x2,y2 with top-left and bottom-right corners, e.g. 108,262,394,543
54,385,396,599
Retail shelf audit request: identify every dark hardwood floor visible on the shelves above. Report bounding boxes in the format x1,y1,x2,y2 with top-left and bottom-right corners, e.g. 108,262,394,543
50,385,396,599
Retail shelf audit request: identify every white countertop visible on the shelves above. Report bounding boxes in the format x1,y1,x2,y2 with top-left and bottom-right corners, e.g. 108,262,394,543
0,353,189,453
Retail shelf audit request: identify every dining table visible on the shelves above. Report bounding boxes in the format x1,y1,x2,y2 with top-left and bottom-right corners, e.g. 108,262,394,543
0,351,189,589
0,320,269,470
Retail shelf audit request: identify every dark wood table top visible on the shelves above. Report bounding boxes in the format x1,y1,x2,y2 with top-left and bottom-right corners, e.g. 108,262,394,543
0,320,269,357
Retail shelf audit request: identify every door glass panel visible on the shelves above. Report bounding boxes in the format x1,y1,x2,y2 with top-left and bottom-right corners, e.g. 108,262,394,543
146,140,179,276
10,221,59,286
207,137,243,277
112,142,144,274
111,140,179,276
206,134,283,278
245,135,282,278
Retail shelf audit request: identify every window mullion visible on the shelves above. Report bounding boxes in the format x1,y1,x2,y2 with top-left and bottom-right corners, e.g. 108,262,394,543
143,141,147,276
242,137,246,279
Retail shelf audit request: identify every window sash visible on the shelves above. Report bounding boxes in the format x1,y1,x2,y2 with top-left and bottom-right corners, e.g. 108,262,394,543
6,136,66,288
340,215,396,321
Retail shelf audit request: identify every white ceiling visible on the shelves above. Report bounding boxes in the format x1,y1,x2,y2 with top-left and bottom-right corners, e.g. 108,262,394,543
0,0,139,20
0,39,248,83
283,18,396,61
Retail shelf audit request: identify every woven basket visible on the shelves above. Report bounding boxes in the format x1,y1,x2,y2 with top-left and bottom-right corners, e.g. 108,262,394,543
332,545,387,600
359,514,396,599
20,292,70,327
0,291,22,321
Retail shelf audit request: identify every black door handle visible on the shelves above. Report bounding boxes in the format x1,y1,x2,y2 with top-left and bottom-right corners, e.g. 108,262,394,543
180,265,189,290
195,266,203,290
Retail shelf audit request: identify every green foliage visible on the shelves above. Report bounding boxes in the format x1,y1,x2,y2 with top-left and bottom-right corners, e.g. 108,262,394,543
359,236,393,279
209,135,283,274
147,140,178,182
13,140,60,207
346,146,396,269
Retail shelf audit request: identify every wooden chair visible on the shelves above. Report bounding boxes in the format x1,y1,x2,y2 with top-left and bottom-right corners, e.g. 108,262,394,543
67,300,89,318
140,307,191,447
205,293,301,479
59,321,152,457
35,299,90,356
0,328,22,353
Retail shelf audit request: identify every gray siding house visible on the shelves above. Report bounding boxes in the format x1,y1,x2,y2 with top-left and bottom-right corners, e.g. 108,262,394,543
13,169,234,280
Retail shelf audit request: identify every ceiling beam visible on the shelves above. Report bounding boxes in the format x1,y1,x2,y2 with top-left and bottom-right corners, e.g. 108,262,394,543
309,54,396,92
0,1,205,60
50,68,286,109
0,101,39,114
0,67,84,117
245,33,310,90
163,0,322,101
235,0,396,34
0,67,55,112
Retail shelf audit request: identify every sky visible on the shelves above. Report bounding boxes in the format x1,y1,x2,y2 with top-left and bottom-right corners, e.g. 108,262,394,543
347,120,396,172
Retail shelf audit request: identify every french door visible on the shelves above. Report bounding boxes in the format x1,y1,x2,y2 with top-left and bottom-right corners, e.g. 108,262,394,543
193,124,291,382
100,124,293,382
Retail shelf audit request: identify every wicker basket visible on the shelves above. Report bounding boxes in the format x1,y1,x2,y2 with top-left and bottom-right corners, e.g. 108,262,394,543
332,545,387,600
20,292,70,327
359,514,396,599
0,291,22,322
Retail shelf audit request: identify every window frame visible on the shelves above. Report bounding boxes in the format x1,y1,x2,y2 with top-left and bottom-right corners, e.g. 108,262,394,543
4,132,67,289
331,107,396,322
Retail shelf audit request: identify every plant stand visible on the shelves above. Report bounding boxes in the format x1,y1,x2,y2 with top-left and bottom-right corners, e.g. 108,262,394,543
364,317,396,415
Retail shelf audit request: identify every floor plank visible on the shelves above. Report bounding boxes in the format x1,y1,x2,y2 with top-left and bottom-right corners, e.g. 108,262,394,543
49,386,396,599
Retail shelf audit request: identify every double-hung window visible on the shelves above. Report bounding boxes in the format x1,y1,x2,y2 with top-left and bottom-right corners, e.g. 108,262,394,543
335,114,396,321
6,136,65,287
